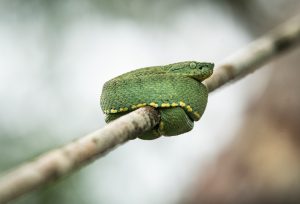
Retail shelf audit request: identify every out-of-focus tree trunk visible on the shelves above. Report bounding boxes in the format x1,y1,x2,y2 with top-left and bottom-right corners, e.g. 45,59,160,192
180,2,300,203
182,47,300,204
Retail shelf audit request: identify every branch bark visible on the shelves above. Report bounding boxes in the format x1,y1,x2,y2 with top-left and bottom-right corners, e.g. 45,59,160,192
0,107,160,204
204,14,300,92
0,14,299,204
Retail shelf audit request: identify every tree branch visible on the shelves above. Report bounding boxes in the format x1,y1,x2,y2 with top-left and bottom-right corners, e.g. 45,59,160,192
204,15,300,92
0,15,299,204
0,107,160,204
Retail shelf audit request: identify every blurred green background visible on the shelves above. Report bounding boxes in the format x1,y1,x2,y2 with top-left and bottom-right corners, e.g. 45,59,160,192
0,0,299,203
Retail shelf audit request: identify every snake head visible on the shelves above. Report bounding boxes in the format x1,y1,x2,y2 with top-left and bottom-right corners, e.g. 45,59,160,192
167,61,214,81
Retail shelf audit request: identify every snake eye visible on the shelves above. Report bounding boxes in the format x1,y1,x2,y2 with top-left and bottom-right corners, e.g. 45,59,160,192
189,62,196,69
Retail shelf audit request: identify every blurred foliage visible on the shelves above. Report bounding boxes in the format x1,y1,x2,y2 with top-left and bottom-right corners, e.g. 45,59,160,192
0,0,194,19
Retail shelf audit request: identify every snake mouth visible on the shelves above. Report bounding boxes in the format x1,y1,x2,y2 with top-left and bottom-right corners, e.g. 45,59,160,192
208,68,214,76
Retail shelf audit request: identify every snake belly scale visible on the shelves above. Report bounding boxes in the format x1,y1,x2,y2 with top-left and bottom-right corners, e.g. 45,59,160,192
100,61,214,140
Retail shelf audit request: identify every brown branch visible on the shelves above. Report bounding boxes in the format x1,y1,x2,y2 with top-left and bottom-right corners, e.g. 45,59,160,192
0,107,160,204
0,14,299,204
204,14,300,92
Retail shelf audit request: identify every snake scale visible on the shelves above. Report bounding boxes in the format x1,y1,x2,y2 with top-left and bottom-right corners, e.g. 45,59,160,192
100,61,214,140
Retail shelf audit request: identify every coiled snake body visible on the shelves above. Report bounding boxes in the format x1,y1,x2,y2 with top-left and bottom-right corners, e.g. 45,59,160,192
100,61,214,140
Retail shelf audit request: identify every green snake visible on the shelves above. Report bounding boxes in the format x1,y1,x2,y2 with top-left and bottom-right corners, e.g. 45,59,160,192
100,61,214,140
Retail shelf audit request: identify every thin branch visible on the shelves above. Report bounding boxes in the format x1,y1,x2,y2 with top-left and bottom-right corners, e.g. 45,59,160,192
0,107,160,204
0,15,300,204
204,15,300,92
